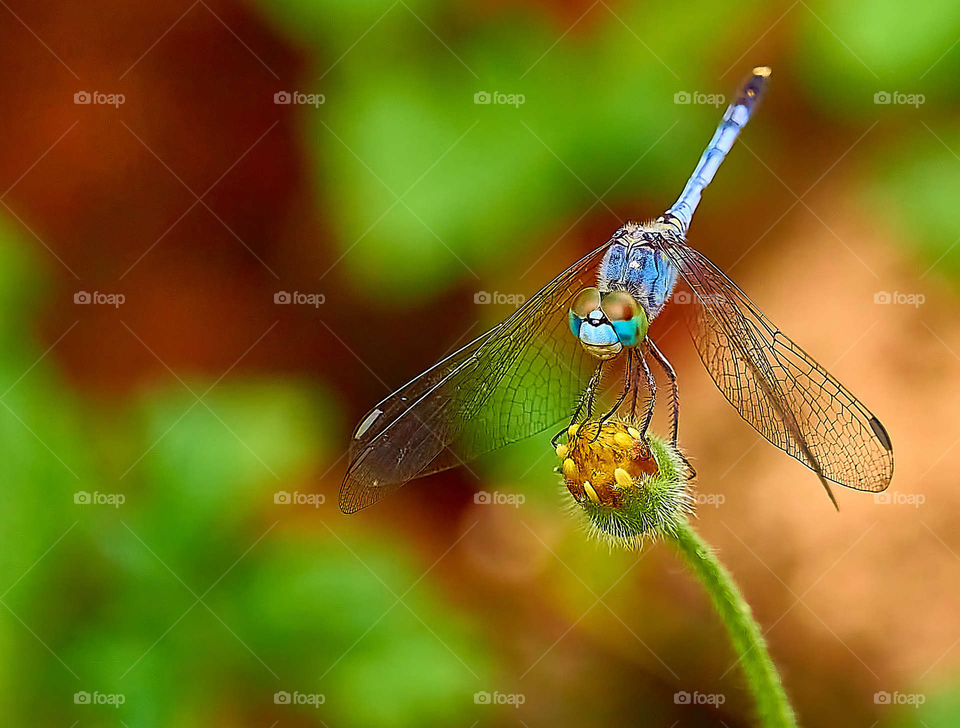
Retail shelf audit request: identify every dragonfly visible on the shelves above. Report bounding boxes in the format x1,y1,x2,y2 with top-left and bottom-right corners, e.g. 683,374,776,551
340,67,894,513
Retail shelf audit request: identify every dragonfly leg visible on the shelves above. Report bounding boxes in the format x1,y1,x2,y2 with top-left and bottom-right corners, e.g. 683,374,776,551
584,360,604,420
552,361,604,448
637,350,657,439
593,349,634,441
647,338,695,478
570,360,604,425
647,338,679,446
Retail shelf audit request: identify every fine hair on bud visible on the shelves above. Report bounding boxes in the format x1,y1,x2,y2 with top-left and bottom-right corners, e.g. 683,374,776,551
555,419,693,549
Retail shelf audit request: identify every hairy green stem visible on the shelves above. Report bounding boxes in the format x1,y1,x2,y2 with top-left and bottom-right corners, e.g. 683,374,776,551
671,520,798,728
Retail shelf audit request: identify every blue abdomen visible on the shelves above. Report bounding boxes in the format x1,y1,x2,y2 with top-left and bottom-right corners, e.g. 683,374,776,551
598,243,677,319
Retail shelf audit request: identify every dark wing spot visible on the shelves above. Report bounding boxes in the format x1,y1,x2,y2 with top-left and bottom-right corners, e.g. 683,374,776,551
868,416,893,451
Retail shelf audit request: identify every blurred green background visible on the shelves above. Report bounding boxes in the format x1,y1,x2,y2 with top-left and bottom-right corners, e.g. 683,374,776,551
1,0,959,725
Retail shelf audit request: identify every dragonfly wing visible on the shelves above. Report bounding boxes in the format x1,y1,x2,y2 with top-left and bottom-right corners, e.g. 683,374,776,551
340,242,612,513
656,238,894,495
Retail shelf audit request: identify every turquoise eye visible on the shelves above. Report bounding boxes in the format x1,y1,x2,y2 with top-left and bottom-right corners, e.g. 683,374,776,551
612,318,641,346
568,287,601,339
600,291,649,346
579,321,620,347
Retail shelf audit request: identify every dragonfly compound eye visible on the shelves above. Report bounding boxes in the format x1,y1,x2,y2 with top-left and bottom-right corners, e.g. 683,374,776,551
568,287,602,337
600,291,649,346
570,287,601,318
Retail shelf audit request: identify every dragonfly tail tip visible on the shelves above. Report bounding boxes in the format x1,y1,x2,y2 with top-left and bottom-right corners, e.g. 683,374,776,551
821,477,839,511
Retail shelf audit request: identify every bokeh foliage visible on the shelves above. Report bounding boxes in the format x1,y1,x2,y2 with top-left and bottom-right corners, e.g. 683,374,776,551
0,222,491,726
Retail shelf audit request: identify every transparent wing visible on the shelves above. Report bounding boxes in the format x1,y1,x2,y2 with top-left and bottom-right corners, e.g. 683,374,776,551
339,242,613,513
655,237,893,495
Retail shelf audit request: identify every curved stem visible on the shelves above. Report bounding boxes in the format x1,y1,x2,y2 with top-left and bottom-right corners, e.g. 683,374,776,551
671,520,798,728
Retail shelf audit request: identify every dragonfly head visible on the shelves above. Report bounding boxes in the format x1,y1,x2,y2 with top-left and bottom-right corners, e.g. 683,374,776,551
568,287,649,359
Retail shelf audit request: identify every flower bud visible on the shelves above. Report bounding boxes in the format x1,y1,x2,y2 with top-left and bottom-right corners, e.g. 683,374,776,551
556,419,692,548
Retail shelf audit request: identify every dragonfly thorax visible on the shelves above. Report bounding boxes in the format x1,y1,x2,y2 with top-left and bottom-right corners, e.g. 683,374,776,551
599,223,680,320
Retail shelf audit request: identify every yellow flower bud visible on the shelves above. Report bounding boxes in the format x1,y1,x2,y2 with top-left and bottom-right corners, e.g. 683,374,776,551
555,418,693,549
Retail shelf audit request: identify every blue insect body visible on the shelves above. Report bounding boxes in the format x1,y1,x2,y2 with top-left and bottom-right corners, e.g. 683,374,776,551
597,230,679,321
663,67,770,234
